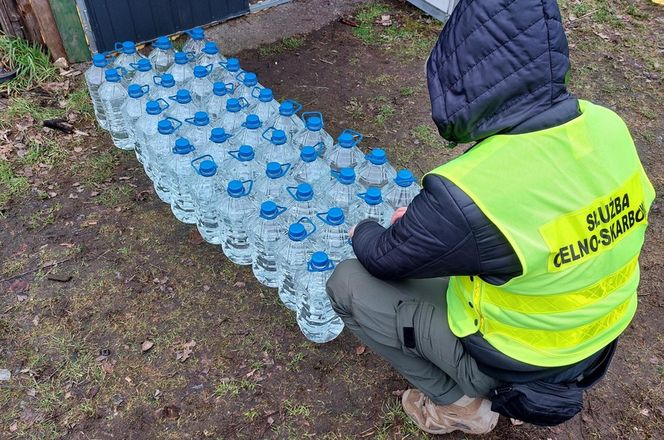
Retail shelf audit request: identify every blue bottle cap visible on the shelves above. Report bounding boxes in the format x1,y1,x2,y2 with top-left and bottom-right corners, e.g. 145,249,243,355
243,72,258,86
326,207,345,225
174,137,193,154
338,132,354,148
158,119,176,135
192,111,209,126
226,98,241,112
92,53,107,68
338,167,355,184
295,183,313,201
210,127,229,143
135,58,151,71
190,27,205,40
174,52,189,64
154,36,172,50
227,180,245,197
104,68,121,82
121,41,136,54
127,84,144,98
226,58,240,72
260,201,278,219
306,116,323,131
364,187,383,205
266,162,285,179
202,41,218,55
175,89,192,103
160,73,176,88
395,169,416,187
193,65,209,78
238,145,254,161
310,251,330,270
146,100,162,115
245,114,261,129
279,101,295,116
213,82,230,96
300,146,317,162
288,223,307,241
271,129,287,145
367,148,387,165
258,88,273,102
199,159,217,176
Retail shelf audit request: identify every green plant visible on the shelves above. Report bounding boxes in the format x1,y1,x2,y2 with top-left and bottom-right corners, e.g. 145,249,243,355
0,35,56,94
0,160,28,211
353,3,391,44
259,36,305,56
375,104,395,126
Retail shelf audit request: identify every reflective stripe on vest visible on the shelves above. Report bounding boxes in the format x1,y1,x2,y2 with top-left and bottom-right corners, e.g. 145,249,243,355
428,100,655,367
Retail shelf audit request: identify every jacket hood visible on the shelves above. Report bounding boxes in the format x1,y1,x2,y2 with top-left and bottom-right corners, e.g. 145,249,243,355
427,0,573,143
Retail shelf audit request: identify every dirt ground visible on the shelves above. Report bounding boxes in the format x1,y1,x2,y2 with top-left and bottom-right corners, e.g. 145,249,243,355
1,1,663,439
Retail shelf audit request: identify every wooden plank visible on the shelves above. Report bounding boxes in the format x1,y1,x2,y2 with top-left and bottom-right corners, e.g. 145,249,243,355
29,0,67,60
15,0,43,44
0,0,26,37
48,0,89,62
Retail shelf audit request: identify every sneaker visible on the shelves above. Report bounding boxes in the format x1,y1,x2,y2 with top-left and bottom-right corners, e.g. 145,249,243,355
401,388,499,435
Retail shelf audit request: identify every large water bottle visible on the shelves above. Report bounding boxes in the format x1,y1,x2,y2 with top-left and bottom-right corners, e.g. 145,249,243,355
99,68,133,150
255,161,291,205
350,187,392,227
221,145,260,184
327,129,364,171
149,118,182,202
218,98,250,133
234,72,261,105
385,169,421,208
197,41,226,69
216,57,242,85
167,137,197,223
315,208,354,263
112,41,144,84
85,53,110,130
148,36,175,73
278,219,317,310
292,112,334,156
289,145,329,186
182,111,212,151
285,183,319,224
257,128,298,166
130,58,155,89
150,73,177,101
323,168,363,215
267,100,305,138
166,52,195,87
120,84,150,151
190,155,223,244
133,99,169,166
207,82,235,120
248,88,279,123
297,251,344,343
183,27,208,56
188,65,214,107
252,201,289,287
357,148,397,189
229,114,263,149
219,179,255,265
167,89,197,123
202,127,234,163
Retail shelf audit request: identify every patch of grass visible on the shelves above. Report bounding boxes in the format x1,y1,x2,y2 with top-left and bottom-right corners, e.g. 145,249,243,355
375,104,395,126
353,3,392,44
374,398,426,440
0,35,56,94
411,124,445,148
244,408,260,421
345,97,365,120
0,160,29,212
399,86,415,97
27,204,60,230
284,399,310,418
21,138,67,167
97,185,133,207
287,352,306,372
2,96,65,124
213,378,256,397
259,36,305,56
67,85,95,120
74,151,120,185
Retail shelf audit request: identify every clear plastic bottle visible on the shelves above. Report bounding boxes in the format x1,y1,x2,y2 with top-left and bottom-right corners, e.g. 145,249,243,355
323,168,363,215
197,41,226,69
112,41,145,84
84,53,110,130
167,89,197,123
149,118,182,202
120,84,150,151
278,219,317,311
133,99,170,166
356,148,397,189
266,99,305,139
202,127,234,163
285,183,319,225
289,145,329,186
215,57,242,85
166,51,195,87
218,97,250,133
257,128,299,166
190,155,223,244
315,208,354,263
167,137,197,224
292,112,334,157
327,129,364,171
350,187,392,227
229,114,263,150
255,161,292,205
221,145,260,185
181,111,212,152
297,251,344,343
130,58,155,89
252,201,289,287
219,179,256,265
149,73,177,101
183,27,208,56
234,72,261,106
148,36,175,73
189,65,214,108
207,82,235,121
248,88,280,123
99,68,133,150
384,169,421,209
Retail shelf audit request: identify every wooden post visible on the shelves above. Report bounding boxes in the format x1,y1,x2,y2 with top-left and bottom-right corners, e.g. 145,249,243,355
0,0,26,38
28,0,67,60
48,0,90,62
14,0,43,44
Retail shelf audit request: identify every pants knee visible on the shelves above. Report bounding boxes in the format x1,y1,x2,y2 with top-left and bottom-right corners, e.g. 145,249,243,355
326,259,363,316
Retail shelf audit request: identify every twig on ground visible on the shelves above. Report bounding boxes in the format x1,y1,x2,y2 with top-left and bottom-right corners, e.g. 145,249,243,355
0,256,75,283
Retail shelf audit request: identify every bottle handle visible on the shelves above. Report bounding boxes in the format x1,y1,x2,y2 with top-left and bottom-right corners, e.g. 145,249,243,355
240,179,253,196
129,62,140,71
261,126,276,142
204,63,214,75
224,82,236,94
235,71,246,82
356,191,367,201
316,211,331,225
330,169,341,181
286,186,299,201
251,86,262,99
116,66,128,77
140,84,150,95
191,154,214,174
301,111,323,126
311,142,324,157
279,162,291,176
283,99,303,114
156,98,170,110
238,97,250,109
342,128,363,146
114,42,123,51
184,28,194,38
165,116,182,130
298,216,317,237
184,116,196,125
186,51,196,61
228,149,241,160
276,205,288,216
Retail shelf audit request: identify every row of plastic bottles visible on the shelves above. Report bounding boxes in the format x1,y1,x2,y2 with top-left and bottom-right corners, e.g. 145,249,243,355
85,29,421,343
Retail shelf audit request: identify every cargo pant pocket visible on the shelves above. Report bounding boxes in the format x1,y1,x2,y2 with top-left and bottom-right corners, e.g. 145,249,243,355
396,300,435,357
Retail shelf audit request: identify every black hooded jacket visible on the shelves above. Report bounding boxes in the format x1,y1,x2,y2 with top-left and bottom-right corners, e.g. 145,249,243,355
352,0,614,381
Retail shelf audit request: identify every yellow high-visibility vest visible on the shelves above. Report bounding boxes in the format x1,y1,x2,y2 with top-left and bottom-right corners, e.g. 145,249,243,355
428,100,655,367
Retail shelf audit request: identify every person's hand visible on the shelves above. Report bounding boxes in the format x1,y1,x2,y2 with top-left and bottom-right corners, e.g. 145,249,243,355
391,207,408,225
349,224,356,238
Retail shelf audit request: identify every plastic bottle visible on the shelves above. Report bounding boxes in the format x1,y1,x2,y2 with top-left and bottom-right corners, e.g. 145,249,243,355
255,161,291,205
234,72,261,105
130,58,155,89
257,128,298,166
252,201,289,287
202,127,234,163
221,145,260,185
289,145,329,186
285,183,319,225
84,53,110,130
183,27,208,56
267,99,305,139
384,169,421,209
297,251,344,343
190,155,223,244
323,168,363,215
327,129,364,171
350,187,392,227
292,112,334,157
248,88,279,123
99,68,133,150
197,41,226,69
133,99,169,166
168,137,197,223
189,65,214,108
182,111,212,152
112,41,144,84
278,219,317,311
150,118,182,202
315,208,354,263
120,84,150,151
150,73,177,101
229,114,263,150
167,89,197,123
216,57,242,85
207,82,235,121
219,179,255,265
166,52,195,87
356,148,397,189
148,36,175,73
218,97,250,133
